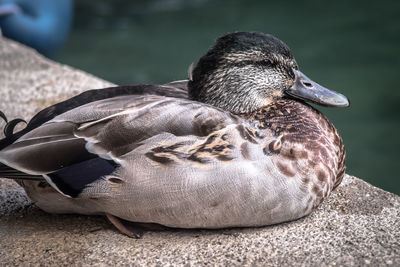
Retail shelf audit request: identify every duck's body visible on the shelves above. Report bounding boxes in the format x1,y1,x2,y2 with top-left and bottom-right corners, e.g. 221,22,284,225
0,32,348,235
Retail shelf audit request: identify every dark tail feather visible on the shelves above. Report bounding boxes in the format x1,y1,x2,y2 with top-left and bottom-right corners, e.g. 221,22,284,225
0,110,7,124
4,118,26,137
0,112,43,180
0,163,44,180
0,111,27,150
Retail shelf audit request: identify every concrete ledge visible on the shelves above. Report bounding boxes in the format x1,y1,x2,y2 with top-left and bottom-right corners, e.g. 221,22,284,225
0,37,113,126
1,37,399,266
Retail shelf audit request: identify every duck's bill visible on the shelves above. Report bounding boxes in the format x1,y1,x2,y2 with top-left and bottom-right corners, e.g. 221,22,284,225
284,70,349,107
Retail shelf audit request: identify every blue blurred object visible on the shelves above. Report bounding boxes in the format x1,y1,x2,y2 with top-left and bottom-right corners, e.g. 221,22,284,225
0,0,73,58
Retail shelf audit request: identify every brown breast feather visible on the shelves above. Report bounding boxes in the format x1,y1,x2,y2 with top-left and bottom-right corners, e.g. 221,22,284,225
245,99,346,207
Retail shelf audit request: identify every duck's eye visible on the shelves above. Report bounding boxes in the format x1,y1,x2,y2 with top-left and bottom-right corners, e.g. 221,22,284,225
260,59,274,67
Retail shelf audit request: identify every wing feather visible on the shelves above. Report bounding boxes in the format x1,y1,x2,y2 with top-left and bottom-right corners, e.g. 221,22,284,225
0,81,188,150
0,95,242,176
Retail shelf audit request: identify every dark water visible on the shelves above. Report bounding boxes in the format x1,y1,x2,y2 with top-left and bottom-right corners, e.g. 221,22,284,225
57,0,400,195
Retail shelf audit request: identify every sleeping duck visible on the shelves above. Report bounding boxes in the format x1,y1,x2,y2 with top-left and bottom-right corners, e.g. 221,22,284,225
0,32,349,237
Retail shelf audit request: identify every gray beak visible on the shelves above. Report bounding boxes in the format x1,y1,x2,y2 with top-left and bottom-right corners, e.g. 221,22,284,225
285,70,349,107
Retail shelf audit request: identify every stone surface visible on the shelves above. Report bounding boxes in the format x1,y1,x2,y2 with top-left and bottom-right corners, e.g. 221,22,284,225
0,37,399,266
0,37,114,129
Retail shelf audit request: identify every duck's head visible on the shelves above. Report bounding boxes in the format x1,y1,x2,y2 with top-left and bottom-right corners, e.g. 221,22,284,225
188,32,349,114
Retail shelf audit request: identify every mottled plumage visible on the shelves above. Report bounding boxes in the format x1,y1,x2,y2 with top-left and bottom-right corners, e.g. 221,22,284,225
0,32,348,237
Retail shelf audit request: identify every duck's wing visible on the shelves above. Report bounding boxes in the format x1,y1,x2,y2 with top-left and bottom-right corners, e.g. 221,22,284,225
0,81,188,150
0,94,244,197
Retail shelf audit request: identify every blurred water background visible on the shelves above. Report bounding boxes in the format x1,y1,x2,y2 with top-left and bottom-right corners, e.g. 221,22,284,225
55,0,400,194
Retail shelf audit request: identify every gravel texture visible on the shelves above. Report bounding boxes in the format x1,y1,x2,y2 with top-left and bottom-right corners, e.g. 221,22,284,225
0,37,399,266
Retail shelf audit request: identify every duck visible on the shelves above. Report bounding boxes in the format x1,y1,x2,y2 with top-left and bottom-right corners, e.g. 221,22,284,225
0,32,349,237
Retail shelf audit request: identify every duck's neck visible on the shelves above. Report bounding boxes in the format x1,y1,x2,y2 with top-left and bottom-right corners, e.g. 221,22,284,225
243,99,314,135
188,79,282,114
